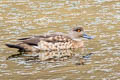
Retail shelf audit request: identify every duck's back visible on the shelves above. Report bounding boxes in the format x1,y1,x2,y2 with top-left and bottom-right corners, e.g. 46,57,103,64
20,34,74,51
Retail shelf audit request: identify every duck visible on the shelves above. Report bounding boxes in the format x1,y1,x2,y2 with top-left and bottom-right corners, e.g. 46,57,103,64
6,27,93,52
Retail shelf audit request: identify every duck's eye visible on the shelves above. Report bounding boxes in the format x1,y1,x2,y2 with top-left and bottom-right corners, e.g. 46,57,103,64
77,29,81,32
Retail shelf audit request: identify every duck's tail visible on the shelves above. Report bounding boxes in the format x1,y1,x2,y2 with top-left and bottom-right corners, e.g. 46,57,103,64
5,44,24,50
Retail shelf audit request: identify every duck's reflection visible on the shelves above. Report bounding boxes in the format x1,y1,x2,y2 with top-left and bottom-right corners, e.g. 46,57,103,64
7,49,93,65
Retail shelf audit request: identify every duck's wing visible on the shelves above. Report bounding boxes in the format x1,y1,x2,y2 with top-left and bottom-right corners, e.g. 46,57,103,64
18,35,46,46
43,34,72,43
18,35,46,40
18,34,72,46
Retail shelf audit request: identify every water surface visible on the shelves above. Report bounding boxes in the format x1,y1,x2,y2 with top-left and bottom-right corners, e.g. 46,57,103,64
0,0,120,80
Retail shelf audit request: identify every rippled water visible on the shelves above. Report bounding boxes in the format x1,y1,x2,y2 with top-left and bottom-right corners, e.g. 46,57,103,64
0,0,120,80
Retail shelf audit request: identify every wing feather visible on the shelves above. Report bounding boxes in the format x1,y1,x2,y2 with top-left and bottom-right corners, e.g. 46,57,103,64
18,34,72,46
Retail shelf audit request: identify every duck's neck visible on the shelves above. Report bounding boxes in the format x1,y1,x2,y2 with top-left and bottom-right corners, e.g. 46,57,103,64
68,31,81,41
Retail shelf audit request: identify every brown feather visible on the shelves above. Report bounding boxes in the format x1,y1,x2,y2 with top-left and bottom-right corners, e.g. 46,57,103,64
19,34,72,45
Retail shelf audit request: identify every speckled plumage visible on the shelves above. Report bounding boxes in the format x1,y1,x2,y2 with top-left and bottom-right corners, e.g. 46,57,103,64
6,27,91,52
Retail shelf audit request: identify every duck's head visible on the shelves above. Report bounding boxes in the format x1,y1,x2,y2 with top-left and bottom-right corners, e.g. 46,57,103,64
69,27,93,39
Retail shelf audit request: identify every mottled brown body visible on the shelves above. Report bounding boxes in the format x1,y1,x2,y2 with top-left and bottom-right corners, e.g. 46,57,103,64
6,27,88,52
15,35,84,52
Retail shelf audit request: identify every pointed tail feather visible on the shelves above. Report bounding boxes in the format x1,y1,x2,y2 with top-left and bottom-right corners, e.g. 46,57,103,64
5,44,24,50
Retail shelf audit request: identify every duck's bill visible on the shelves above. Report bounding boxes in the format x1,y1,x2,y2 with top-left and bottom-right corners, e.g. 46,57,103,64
83,33,94,39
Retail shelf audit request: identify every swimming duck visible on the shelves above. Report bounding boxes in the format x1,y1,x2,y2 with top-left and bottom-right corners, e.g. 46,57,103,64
6,27,93,52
